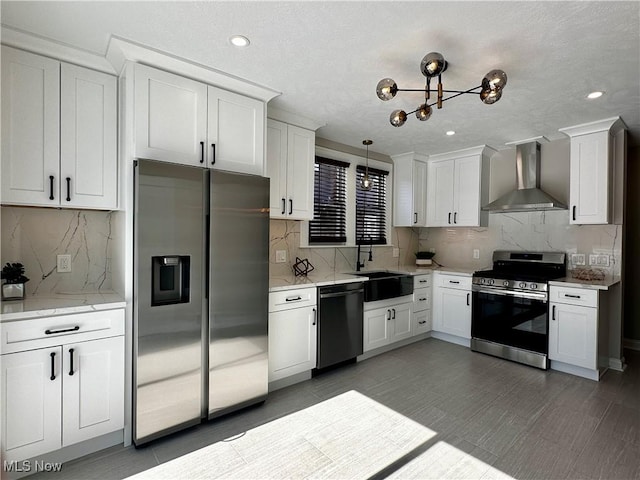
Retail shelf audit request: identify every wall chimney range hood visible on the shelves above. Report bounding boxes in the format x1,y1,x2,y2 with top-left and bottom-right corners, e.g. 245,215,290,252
482,141,567,213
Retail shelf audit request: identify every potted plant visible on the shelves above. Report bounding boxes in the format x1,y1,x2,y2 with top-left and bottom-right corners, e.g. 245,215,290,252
415,251,435,266
1,262,29,300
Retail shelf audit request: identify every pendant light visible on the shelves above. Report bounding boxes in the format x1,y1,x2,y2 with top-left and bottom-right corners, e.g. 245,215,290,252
361,140,373,191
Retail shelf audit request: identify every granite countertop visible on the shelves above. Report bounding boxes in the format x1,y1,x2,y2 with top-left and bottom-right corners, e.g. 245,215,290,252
0,292,126,322
549,275,620,291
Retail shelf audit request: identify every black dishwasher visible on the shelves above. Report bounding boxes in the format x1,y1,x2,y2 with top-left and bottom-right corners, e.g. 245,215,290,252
316,282,365,370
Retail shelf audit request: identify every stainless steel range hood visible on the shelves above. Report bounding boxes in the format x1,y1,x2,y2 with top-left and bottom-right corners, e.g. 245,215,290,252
482,141,567,213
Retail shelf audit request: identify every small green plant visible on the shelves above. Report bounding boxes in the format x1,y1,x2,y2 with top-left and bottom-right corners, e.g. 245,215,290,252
1,262,30,284
415,251,435,260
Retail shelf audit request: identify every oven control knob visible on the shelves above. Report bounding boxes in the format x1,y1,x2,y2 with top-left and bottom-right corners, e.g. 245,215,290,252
530,283,538,290
480,278,486,284
519,282,527,289
503,280,510,287
488,279,495,285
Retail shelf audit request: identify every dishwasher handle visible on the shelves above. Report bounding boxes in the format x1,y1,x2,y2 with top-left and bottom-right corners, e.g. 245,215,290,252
319,289,364,299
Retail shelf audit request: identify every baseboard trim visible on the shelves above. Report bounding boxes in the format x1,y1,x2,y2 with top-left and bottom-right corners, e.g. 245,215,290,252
357,333,431,362
430,331,471,348
624,338,640,351
550,360,603,381
609,357,627,371
268,371,312,392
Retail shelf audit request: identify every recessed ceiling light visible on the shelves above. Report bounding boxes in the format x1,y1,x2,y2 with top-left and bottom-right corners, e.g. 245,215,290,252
586,91,604,99
446,130,456,136
229,35,250,47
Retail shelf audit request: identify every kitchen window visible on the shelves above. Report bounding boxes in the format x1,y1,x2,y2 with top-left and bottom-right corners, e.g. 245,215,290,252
303,147,392,247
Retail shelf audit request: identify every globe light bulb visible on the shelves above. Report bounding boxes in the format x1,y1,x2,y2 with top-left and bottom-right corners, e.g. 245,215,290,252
390,109,407,127
420,52,447,78
376,78,398,101
416,104,432,121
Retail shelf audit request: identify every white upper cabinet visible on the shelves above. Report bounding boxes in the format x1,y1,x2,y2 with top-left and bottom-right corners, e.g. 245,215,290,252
266,119,315,220
134,63,266,175
1,46,117,209
61,64,118,209
426,145,494,227
560,117,626,225
392,153,428,227
134,63,208,166
208,86,264,175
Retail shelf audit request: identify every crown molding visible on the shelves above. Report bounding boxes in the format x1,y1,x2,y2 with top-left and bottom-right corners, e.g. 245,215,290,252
266,106,325,131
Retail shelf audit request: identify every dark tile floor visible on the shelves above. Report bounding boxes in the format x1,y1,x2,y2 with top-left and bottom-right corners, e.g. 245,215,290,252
30,339,640,479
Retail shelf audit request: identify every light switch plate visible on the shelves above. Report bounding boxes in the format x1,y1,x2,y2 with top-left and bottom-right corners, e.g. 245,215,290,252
275,250,287,263
392,248,399,258
57,254,72,273
473,249,480,259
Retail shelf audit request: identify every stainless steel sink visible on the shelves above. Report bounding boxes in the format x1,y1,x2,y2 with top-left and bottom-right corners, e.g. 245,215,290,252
350,271,413,302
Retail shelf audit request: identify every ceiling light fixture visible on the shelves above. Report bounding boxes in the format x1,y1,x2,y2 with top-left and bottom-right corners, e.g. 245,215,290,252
361,140,373,191
229,35,250,47
376,52,507,127
587,91,604,99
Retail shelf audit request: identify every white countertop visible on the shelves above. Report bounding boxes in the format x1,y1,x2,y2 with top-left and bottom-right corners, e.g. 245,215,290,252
549,275,620,291
0,292,126,322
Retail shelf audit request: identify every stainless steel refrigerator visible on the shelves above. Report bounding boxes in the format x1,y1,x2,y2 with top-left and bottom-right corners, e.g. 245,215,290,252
133,159,269,446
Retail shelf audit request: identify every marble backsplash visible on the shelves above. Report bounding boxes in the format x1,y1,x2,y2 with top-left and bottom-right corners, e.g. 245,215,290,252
1,207,115,296
270,220,420,278
419,210,622,276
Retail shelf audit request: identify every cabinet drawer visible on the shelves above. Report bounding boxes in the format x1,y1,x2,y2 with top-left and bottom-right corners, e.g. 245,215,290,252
1,309,124,354
413,287,431,312
413,274,432,288
549,286,597,307
414,309,432,335
435,273,472,290
269,288,317,312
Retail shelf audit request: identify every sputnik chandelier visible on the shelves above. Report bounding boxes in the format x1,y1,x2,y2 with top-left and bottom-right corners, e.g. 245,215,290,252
376,52,507,127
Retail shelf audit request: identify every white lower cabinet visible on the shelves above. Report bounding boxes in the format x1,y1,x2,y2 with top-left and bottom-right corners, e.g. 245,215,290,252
0,309,125,462
363,299,412,352
432,272,472,342
268,288,317,383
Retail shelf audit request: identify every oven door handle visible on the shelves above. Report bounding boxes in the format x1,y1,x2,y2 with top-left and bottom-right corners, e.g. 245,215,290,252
473,287,547,302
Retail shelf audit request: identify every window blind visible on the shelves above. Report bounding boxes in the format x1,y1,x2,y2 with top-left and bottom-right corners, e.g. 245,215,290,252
356,165,389,245
309,157,349,243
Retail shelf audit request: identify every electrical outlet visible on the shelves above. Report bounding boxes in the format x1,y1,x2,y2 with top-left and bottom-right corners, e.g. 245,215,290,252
588,254,598,266
571,254,586,266
596,255,610,267
57,254,72,273
392,248,399,258
473,249,480,259
275,250,287,263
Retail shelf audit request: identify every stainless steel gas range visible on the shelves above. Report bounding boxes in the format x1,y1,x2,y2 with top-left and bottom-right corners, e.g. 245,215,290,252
471,251,566,369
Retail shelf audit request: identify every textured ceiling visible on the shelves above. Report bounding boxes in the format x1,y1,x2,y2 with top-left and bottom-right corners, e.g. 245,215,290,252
1,1,639,156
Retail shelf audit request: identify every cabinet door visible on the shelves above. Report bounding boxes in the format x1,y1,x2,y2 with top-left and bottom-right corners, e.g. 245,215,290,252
62,336,125,447
453,155,481,226
208,86,265,175
549,303,597,369
1,347,62,462
363,307,391,352
1,46,60,206
426,159,455,226
413,161,428,226
266,119,289,218
390,303,412,342
569,131,610,224
268,306,317,382
433,287,471,338
285,125,315,220
60,64,118,209
134,64,207,166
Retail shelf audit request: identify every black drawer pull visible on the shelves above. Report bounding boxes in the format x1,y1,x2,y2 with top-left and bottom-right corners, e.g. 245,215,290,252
449,280,460,284
200,141,204,164
564,294,581,299
65,177,71,202
552,305,556,320
50,352,56,381
211,143,216,165
419,297,427,301
285,296,302,302
419,280,428,283
418,320,427,325
49,175,55,200
69,348,75,376
45,326,80,335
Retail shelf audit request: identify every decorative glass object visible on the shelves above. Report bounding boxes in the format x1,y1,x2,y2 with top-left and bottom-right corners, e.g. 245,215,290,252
416,104,432,121
420,52,447,78
376,78,398,101
390,109,407,127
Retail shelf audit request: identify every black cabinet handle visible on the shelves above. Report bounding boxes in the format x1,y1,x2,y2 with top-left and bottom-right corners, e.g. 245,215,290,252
552,305,556,320
448,212,451,224
564,294,581,299
49,175,55,200
289,199,293,215
449,280,460,284
65,177,71,202
387,309,391,321
285,296,302,302
419,280,428,283
572,206,576,221
200,141,204,164
45,326,80,335
50,352,56,381
392,308,396,319
454,212,457,224
211,143,216,165
414,212,418,224
467,293,470,306
418,320,427,325
312,308,316,326
69,348,75,376
281,198,286,215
